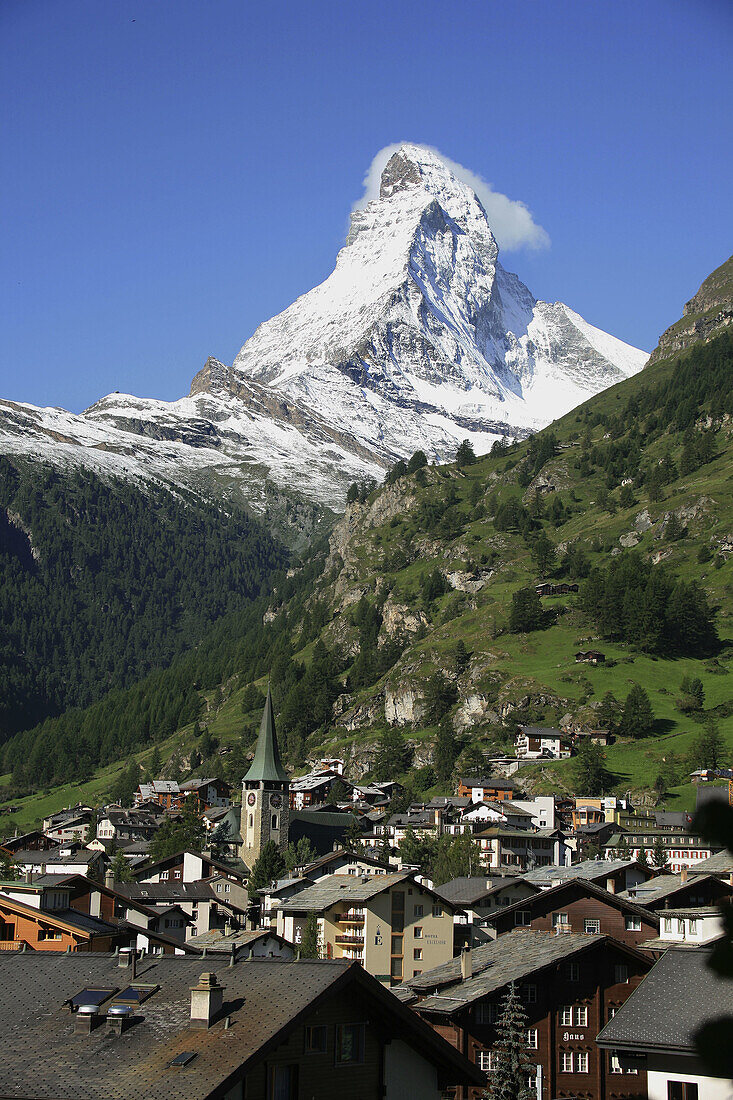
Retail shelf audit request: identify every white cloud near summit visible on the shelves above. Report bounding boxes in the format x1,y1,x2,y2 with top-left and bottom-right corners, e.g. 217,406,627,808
354,143,551,252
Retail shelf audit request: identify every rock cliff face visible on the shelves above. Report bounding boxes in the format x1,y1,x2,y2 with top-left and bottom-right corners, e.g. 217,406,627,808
648,254,733,364
0,144,646,518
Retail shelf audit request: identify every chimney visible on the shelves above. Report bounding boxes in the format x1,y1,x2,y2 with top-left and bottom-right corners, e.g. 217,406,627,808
190,972,225,1029
460,945,473,981
105,869,115,889
24,869,33,884
606,877,616,894
434,808,442,832
105,1004,134,1036
118,947,137,978
74,1004,100,1035
680,868,688,884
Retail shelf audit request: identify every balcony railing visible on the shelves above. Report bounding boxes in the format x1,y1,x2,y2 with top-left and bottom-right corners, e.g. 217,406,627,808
334,934,364,946
0,940,26,951
337,910,365,925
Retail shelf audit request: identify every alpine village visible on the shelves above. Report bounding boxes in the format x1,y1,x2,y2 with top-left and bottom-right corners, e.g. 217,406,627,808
2,129,733,1100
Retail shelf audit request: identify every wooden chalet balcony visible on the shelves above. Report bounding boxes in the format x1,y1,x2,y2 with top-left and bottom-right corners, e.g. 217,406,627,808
0,940,26,951
334,933,365,946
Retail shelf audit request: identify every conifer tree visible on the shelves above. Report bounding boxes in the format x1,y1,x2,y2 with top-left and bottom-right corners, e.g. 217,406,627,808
651,836,669,871
247,840,286,900
300,911,320,958
488,982,534,1100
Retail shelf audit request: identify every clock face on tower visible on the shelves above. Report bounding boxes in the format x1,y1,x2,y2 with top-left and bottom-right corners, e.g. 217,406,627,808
247,793,256,806
270,794,282,809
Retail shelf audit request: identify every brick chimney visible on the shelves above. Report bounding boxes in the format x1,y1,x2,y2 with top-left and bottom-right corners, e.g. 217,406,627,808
606,876,616,894
105,869,115,889
680,867,688,884
460,945,473,981
190,972,225,1029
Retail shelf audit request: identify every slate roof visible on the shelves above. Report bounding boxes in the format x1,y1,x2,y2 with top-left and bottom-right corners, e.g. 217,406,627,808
396,930,644,1013
186,928,287,951
433,876,534,907
524,859,642,886
0,953,483,1099
277,872,411,912
597,947,733,1054
620,873,730,906
115,883,218,903
689,850,733,876
477,877,659,928
458,776,516,790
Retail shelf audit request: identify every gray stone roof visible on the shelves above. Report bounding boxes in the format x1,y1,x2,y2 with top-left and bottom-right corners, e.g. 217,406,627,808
620,873,728,906
524,859,641,886
689,850,733,876
396,930,629,1013
0,954,483,1098
433,875,533,907
597,947,733,1053
277,873,411,912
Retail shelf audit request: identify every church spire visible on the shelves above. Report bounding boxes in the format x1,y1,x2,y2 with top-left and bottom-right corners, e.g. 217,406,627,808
243,684,288,783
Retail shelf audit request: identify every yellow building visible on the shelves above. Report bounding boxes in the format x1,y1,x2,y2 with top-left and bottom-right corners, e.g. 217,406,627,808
275,872,456,985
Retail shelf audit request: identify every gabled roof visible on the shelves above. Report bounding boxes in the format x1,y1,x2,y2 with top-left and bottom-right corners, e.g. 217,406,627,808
597,946,733,1054
458,776,516,789
433,876,536,907
0,954,484,1098
396,930,650,1013
277,872,412,912
620,873,732,906
523,858,649,886
0,892,119,939
243,685,288,784
688,850,733,876
478,877,659,928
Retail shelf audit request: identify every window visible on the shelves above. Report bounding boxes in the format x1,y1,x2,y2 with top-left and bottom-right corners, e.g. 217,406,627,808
476,1003,499,1024
566,962,580,981
478,1051,496,1072
304,1024,327,1053
414,905,424,918
527,1028,538,1049
575,1006,588,1027
38,929,63,941
614,963,629,984
390,957,403,981
391,891,405,933
272,815,278,830
664,917,673,934
584,919,601,934
610,1055,623,1074
413,970,421,977
270,1064,298,1100
625,916,642,931
335,1023,365,1064
391,934,403,956
515,910,531,926
561,1006,573,1026
576,1052,589,1073
689,919,698,934
432,904,442,918
561,1052,574,1073
552,912,569,928
414,926,423,938
524,984,537,1003
668,1084,698,1100
413,948,422,960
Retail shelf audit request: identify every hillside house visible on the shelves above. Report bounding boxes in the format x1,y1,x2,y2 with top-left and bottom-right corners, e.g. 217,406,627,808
396,930,653,1100
456,777,515,802
515,726,572,760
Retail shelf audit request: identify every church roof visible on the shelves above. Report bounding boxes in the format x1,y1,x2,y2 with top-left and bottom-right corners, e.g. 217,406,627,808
243,685,288,784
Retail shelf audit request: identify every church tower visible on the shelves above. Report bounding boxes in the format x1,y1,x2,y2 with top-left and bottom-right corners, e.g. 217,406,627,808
239,685,290,867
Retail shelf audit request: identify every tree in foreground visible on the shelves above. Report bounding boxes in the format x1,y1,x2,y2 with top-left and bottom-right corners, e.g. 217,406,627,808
300,911,320,958
431,832,483,886
488,982,534,1100
109,849,133,883
247,840,286,900
573,741,612,796
651,835,669,871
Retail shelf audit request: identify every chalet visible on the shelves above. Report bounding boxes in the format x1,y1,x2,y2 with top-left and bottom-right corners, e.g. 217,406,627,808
572,803,606,829
275,872,457,984
258,850,393,926
523,858,655,894
96,808,162,845
396,930,653,1100
433,876,540,947
0,890,126,952
289,769,357,809
9,847,105,879
456,776,515,802
575,650,606,665
2,830,57,853
535,581,579,596
639,905,727,956
619,870,733,912
515,726,572,760
473,825,568,871
477,877,660,951
135,779,185,810
597,947,733,1100
688,849,733,879
133,848,247,886
178,777,232,811
43,809,94,843
115,880,246,940
0,953,484,1099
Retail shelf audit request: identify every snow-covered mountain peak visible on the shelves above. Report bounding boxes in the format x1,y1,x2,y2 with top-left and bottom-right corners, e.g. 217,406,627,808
0,144,649,519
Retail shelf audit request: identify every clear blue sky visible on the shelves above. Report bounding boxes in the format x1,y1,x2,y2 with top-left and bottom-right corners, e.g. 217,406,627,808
2,0,731,412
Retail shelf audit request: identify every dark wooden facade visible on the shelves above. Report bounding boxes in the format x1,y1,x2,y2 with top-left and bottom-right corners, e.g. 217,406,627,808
484,882,659,951
415,938,652,1100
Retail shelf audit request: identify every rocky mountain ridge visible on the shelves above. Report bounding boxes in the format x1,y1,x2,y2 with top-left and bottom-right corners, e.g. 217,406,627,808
648,253,733,364
0,145,646,521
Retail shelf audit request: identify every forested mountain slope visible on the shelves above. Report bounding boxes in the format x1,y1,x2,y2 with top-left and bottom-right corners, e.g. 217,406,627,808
0,459,287,740
3,332,731,822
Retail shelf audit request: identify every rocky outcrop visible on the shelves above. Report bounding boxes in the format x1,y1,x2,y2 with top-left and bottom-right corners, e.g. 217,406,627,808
385,684,425,726
648,254,733,364
381,599,429,637
444,569,494,594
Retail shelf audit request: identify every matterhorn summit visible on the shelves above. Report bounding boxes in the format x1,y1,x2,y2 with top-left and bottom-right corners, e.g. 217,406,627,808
0,144,647,517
